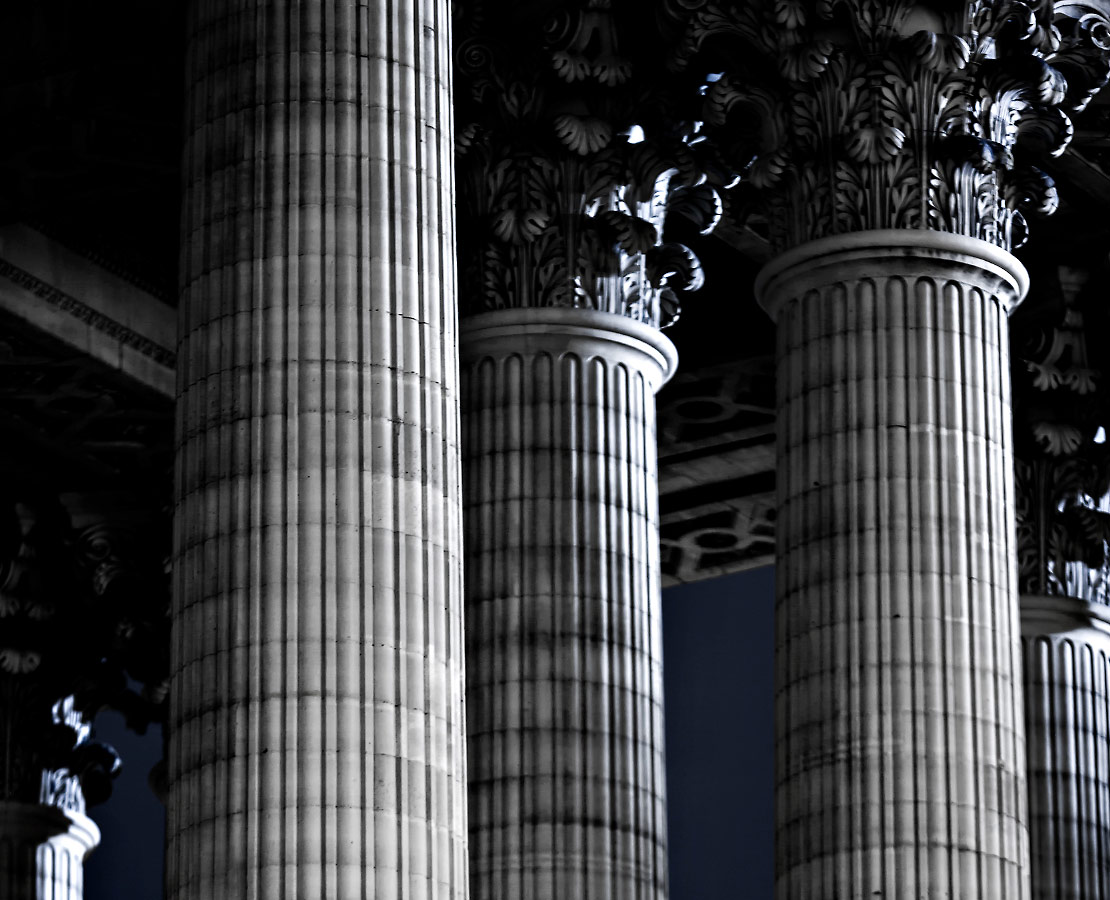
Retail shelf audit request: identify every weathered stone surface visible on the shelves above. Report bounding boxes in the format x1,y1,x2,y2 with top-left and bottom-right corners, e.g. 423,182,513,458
758,230,1030,899
171,1,467,897
461,308,676,900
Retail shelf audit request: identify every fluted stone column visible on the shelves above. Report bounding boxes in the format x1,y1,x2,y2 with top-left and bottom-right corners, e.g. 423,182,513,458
653,2,1110,896
461,309,676,900
0,803,99,900
171,2,467,898
1021,595,1110,899
453,6,719,897
757,231,1029,898
1010,259,1110,897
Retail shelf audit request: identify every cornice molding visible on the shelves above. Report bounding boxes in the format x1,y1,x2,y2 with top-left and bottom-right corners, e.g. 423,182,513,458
0,258,176,369
22,221,174,305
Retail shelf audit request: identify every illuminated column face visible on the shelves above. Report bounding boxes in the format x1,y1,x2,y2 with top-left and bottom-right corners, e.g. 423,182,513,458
171,2,467,898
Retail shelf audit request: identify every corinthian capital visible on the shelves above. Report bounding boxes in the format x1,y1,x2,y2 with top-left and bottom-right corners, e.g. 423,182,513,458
1013,262,1110,602
0,494,169,812
454,0,728,327
664,0,1110,252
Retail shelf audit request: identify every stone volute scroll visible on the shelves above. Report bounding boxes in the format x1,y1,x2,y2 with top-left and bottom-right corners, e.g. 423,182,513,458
454,2,720,897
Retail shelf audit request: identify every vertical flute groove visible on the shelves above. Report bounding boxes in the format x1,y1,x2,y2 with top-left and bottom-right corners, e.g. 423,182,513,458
1022,599,1110,900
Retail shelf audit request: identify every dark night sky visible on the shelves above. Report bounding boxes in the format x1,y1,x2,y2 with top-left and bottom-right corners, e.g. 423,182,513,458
85,566,775,900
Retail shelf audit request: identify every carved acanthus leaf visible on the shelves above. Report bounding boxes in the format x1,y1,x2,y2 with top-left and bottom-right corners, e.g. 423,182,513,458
455,0,725,326
1013,263,1110,601
661,0,1110,252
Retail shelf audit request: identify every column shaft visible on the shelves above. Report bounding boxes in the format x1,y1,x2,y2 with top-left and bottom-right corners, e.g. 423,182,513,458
462,309,675,900
758,231,1030,899
171,2,466,898
1022,596,1110,900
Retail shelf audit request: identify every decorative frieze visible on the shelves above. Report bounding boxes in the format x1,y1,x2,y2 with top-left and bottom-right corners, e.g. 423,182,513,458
0,258,176,369
663,0,1110,252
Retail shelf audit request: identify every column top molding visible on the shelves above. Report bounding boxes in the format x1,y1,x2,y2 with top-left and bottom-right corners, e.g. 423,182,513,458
460,306,680,387
1021,591,1110,634
0,801,100,854
753,227,1030,320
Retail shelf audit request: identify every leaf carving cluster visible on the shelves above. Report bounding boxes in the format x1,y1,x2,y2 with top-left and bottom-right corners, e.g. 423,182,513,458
454,0,730,326
661,0,1110,252
1012,265,1110,602
0,497,169,808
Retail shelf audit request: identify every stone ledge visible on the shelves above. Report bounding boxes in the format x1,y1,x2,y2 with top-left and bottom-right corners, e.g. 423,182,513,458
0,224,175,398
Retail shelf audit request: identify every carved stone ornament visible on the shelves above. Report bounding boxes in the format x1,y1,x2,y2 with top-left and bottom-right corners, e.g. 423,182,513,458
661,0,1110,252
0,496,170,811
454,0,732,327
1013,264,1110,602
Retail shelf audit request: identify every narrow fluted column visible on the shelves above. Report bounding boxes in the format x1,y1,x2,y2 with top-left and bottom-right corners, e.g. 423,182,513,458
172,2,466,899
1021,595,1110,900
0,802,99,900
757,231,1029,899
461,308,676,900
